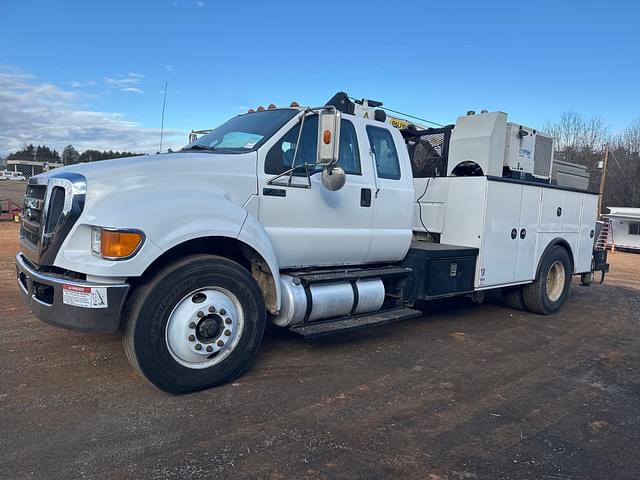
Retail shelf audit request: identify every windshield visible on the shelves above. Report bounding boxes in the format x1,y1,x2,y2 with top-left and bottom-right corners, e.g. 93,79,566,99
183,109,298,153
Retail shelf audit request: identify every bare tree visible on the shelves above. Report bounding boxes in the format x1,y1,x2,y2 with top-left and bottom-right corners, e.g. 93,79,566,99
616,118,640,153
582,116,607,151
543,111,607,152
545,112,640,210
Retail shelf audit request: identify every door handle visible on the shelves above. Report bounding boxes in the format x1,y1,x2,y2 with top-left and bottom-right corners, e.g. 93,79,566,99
510,228,517,240
520,228,526,239
360,188,372,207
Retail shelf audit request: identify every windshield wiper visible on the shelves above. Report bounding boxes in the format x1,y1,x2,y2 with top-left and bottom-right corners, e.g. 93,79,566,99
181,144,217,152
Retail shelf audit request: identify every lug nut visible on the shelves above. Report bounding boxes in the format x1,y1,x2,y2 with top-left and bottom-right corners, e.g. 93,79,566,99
197,311,204,318
195,343,202,350
188,334,195,341
224,329,231,336
208,306,216,313
217,340,224,347
189,322,196,329
225,318,232,325
206,345,213,353
219,308,226,316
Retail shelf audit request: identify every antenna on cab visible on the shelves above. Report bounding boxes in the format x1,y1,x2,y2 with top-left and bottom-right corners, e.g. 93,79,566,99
159,80,168,154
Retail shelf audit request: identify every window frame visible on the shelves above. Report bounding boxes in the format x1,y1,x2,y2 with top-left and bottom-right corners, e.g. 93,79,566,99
337,118,362,176
264,115,363,176
366,125,401,180
185,108,298,154
629,222,640,235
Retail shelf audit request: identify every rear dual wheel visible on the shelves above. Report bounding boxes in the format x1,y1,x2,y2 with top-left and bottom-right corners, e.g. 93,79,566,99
124,255,266,393
521,245,572,315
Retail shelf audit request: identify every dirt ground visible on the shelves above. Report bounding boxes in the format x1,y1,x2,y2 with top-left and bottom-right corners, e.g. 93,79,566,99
1,218,639,480
0,180,26,206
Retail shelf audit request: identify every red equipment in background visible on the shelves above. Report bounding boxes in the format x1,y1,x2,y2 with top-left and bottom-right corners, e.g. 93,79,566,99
0,199,21,222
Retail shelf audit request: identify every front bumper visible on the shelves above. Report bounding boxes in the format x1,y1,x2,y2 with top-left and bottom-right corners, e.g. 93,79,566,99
15,253,130,333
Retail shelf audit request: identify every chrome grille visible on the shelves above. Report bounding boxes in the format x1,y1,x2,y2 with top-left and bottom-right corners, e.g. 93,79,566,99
21,184,47,247
19,173,86,266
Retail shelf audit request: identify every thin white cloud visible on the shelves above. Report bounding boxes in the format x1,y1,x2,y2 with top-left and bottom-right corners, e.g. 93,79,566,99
121,87,144,94
196,0,205,6
104,72,144,94
165,64,174,73
69,80,97,88
0,67,185,154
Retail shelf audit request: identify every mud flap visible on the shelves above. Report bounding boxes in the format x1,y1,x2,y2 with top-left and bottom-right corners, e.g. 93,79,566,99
592,249,609,285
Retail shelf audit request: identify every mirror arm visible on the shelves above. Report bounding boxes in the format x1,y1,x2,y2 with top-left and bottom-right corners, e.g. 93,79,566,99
288,112,307,187
266,163,314,189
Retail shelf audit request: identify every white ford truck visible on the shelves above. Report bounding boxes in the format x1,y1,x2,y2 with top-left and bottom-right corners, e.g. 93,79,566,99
16,92,609,393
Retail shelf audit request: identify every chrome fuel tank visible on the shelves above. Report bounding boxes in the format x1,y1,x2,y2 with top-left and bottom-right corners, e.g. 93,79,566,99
274,276,385,327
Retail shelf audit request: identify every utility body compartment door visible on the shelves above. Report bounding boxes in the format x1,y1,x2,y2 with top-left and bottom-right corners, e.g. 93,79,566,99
575,193,598,273
478,181,521,286
539,188,581,233
514,185,542,281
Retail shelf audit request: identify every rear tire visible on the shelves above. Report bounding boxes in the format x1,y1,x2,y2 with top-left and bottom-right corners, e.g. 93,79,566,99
123,254,266,393
522,246,572,315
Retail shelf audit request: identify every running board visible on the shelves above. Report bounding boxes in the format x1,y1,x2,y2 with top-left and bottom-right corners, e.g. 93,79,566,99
289,307,422,339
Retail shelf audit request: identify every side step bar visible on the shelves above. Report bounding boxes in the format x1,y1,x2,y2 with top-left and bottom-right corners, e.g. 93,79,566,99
289,307,422,339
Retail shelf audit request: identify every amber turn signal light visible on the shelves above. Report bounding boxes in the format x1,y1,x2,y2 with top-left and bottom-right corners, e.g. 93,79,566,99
91,227,144,259
323,130,331,145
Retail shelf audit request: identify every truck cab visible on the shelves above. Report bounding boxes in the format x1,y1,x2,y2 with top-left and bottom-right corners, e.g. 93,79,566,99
254,104,414,268
15,92,608,393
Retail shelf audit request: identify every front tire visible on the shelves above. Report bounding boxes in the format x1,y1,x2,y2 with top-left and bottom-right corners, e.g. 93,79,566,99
522,246,572,315
123,254,266,393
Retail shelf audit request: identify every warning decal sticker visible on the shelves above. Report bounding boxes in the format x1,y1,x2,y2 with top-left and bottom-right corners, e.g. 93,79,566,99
62,284,108,309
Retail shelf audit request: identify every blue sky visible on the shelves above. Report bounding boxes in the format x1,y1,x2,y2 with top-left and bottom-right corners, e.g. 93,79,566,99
0,0,638,154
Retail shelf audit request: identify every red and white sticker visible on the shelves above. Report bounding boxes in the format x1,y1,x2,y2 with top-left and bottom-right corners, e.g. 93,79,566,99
62,284,108,309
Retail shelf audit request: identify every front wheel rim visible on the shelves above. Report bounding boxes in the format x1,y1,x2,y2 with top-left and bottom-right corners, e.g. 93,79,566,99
165,287,245,369
546,261,566,302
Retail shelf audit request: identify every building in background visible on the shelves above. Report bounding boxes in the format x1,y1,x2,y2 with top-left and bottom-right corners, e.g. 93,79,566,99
604,207,640,251
6,159,63,178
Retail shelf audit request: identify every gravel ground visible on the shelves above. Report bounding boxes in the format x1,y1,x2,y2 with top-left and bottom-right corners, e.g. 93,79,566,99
1,216,639,480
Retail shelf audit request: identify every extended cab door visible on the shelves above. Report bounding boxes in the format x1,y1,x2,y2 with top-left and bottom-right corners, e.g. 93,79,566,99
363,123,414,263
257,113,375,268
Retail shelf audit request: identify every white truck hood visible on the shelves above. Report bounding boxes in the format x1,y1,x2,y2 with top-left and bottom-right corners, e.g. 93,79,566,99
41,151,258,209
45,152,252,182
38,151,261,278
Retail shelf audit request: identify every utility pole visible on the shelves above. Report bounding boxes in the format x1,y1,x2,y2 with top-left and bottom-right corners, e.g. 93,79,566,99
597,142,609,217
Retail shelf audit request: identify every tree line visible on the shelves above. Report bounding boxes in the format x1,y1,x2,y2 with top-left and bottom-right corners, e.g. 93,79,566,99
543,113,640,212
6,144,144,165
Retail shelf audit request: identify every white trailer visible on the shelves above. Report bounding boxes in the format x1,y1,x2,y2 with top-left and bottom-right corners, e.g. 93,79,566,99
604,207,640,251
15,92,609,392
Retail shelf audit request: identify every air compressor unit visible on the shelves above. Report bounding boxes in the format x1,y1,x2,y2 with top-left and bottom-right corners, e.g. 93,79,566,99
446,111,554,181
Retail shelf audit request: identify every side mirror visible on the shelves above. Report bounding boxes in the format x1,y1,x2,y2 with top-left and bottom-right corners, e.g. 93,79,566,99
316,109,341,167
321,166,346,191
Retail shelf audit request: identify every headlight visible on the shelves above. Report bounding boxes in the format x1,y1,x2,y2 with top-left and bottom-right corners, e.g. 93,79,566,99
91,227,144,260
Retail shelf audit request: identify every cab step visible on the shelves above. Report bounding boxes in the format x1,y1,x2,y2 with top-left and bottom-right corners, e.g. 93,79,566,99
289,307,422,339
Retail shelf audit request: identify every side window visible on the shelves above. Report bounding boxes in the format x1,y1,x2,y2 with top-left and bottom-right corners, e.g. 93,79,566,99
629,222,640,235
337,120,361,175
265,116,361,175
366,126,401,180
265,116,318,175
